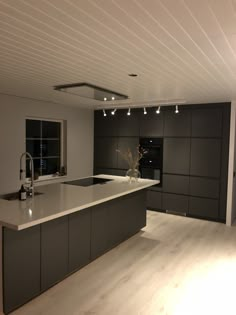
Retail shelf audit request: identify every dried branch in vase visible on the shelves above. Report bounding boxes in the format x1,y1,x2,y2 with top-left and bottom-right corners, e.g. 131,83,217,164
116,145,147,169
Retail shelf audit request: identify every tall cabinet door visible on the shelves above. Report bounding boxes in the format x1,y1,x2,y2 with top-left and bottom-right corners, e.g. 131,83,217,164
68,209,91,273
3,226,41,314
94,137,118,169
190,139,221,178
163,138,191,175
41,216,69,291
139,108,164,137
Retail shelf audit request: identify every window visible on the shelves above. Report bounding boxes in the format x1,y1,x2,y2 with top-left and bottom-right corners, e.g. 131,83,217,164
26,118,65,179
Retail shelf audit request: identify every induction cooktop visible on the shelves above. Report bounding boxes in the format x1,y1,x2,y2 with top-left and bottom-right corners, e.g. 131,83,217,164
64,177,113,187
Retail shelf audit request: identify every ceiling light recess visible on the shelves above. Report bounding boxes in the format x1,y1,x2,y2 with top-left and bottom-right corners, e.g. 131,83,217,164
54,82,128,101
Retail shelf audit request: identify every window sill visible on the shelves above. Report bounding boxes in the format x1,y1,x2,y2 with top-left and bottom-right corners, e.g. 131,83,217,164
26,175,67,184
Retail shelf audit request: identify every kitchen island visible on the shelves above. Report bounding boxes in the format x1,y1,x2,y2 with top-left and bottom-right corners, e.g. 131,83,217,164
0,175,158,314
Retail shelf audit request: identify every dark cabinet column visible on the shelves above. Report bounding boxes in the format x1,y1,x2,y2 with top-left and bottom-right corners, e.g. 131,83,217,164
41,216,69,291
94,137,118,169
191,108,222,137
163,138,191,175
190,139,221,178
162,193,189,214
189,197,219,219
164,109,191,137
117,109,140,136
189,177,219,199
139,108,164,137
68,209,91,273
94,111,119,136
163,174,189,195
3,226,41,314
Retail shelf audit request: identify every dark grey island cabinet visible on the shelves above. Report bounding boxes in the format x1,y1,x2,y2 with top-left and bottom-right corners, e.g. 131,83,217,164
2,190,146,314
94,103,231,222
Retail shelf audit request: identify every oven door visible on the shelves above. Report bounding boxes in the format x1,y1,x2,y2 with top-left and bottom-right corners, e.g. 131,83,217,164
140,167,161,185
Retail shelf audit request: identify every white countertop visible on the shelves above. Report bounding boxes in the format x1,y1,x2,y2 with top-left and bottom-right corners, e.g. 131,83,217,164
0,175,159,230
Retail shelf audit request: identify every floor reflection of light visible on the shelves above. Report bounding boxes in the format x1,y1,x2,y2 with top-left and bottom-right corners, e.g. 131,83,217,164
170,259,236,315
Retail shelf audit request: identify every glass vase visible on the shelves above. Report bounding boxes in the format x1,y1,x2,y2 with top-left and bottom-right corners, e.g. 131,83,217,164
126,168,140,183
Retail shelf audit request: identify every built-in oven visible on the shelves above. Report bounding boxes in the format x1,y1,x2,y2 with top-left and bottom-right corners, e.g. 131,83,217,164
139,138,163,186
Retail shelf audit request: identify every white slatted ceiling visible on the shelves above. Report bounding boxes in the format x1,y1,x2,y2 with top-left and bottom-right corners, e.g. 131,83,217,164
0,0,236,108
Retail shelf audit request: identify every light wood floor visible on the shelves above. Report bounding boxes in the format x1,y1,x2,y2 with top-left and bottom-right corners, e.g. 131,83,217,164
12,211,236,315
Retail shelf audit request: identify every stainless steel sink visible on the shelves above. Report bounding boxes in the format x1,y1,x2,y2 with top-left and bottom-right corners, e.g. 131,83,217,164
1,191,43,201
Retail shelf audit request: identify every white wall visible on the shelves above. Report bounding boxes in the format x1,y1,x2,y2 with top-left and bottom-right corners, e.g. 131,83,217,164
0,94,94,195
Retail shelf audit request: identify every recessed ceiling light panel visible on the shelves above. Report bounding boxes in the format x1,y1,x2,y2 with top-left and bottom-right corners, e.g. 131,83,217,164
54,82,128,101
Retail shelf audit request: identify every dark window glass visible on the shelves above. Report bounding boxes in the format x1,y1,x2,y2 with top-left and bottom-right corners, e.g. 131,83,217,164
26,158,41,178
26,140,41,157
26,119,41,138
42,140,60,157
41,158,60,175
26,119,63,177
42,121,60,138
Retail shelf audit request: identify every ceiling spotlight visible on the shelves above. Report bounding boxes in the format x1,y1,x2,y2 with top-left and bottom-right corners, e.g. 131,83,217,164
156,106,161,114
111,108,117,115
144,107,147,115
175,105,179,114
111,96,115,100
103,109,107,117
104,97,107,101
127,108,131,116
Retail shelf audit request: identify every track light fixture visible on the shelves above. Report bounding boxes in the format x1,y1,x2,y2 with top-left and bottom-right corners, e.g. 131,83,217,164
103,109,107,117
127,108,131,116
144,107,147,115
156,106,161,114
111,108,117,115
175,105,179,114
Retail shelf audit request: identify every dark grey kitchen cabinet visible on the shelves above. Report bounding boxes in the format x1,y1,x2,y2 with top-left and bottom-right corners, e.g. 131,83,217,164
164,109,191,137
123,191,146,237
117,137,139,169
163,138,191,175
163,174,189,195
107,198,125,248
162,193,188,214
41,216,69,291
94,111,119,137
147,190,162,210
94,137,118,169
91,204,109,260
189,197,219,219
190,139,221,178
116,109,140,136
189,177,219,199
191,108,222,138
68,209,91,273
94,110,139,137
139,108,164,137
3,226,41,314
91,192,146,259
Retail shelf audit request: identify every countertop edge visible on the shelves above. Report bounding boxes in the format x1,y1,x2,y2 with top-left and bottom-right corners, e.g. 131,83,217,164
2,180,158,231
